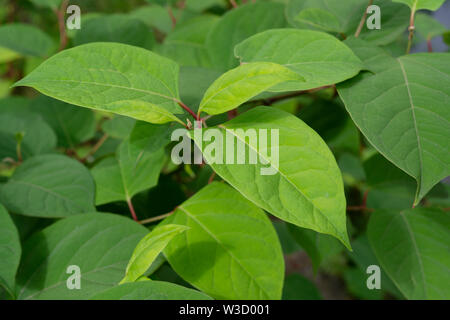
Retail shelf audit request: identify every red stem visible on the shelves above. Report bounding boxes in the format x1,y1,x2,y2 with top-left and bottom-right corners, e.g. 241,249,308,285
427,37,433,52
177,101,200,121
127,198,138,221
56,0,69,51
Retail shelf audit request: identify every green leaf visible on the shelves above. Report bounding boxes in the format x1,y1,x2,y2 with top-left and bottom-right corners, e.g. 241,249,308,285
198,62,303,116
130,5,175,34
16,213,148,300
343,37,396,73
0,23,54,57
29,0,62,10
288,224,344,272
286,0,363,34
287,0,409,45
364,154,417,210
348,235,404,299
344,268,383,300
74,14,156,50
129,122,173,153
163,182,285,300
14,43,184,125
102,116,136,140
0,47,21,64
368,208,450,300
30,96,96,149
0,113,57,161
92,281,212,300
338,53,450,204
206,2,287,71
282,274,322,300
92,138,165,205
415,13,448,40
235,29,362,91
192,107,350,248
0,155,96,218
179,66,222,112
0,204,21,298
392,0,446,11
157,15,219,68
121,224,189,284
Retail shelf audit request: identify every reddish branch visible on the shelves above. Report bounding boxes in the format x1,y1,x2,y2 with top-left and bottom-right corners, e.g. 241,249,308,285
127,198,138,221
56,0,69,51
355,0,373,38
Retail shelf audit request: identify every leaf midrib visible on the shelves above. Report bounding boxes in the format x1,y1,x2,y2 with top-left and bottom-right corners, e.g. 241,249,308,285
217,125,344,241
398,58,424,198
177,205,270,299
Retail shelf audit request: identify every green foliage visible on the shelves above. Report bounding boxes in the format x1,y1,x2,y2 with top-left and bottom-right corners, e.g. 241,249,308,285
235,29,362,91
0,204,21,298
163,182,285,300
368,208,450,299
338,54,450,204
121,224,189,284
0,155,95,218
198,62,303,115
92,137,166,205
16,213,148,299
392,0,446,11
193,108,350,248
0,0,448,301
15,43,183,124
0,24,54,58
92,281,212,300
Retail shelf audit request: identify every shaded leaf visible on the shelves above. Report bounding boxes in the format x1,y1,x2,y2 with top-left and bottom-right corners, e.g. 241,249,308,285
235,29,362,91
0,204,21,298
16,213,148,299
92,138,165,205
206,2,287,71
30,96,96,148
92,281,212,300
163,182,285,300
282,274,322,300
0,155,95,218
392,0,446,11
338,53,450,204
74,14,156,50
368,208,450,300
